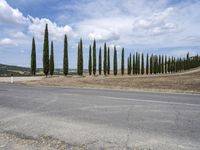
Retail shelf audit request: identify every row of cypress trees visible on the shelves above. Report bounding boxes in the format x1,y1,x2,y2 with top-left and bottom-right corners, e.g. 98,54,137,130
31,24,69,76
126,52,200,75
87,41,111,76
31,24,200,76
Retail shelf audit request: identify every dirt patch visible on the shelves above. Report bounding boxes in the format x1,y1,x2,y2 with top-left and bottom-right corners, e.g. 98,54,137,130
17,68,200,94
0,130,84,150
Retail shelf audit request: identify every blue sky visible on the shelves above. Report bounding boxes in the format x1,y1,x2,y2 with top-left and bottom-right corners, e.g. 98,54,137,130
0,0,200,68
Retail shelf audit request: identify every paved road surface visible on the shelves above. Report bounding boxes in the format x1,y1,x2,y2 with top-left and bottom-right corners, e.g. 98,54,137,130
0,84,200,149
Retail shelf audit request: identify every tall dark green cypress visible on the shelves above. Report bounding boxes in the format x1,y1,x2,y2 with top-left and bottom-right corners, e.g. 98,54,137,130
154,55,157,74
93,39,96,75
165,56,167,74
150,54,154,74
168,57,171,73
175,58,177,72
77,42,80,75
31,37,36,76
107,47,110,75
159,55,161,73
133,54,136,75
171,56,174,72
186,52,190,70
113,46,117,75
103,43,107,75
129,53,132,74
99,47,102,75
138,53,140,74
146,53,149,75
141,53,144,75
88,45,92,75
49,41,54,76
63,35,68,76
127,57,130,75
162,55,164,74
171,56,173,72
135,52,138,74
43,24,49,77
79,39,83,75
121,48,124,75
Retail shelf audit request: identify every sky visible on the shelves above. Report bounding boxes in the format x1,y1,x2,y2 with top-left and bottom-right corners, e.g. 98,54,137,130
0,0,200,68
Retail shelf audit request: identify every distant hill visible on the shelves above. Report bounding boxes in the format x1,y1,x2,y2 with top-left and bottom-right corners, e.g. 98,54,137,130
0,64,85,76
0,64,30,76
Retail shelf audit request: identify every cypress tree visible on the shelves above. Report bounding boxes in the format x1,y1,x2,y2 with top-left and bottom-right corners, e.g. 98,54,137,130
161,55,164,74
31,37,36,76
141,53,144,75
175,58,177,72
157,55,159,73
93,39,96,75
121,48,124,75
49,41,54,76
180,58,183,71
127,57,130,75
99,47,102,75
138,53,140,74
156,55,159,74
135,52,138,74
177,58,180,72
113,46,118,75
183,58,186,70
146,53,149,75
43,24,49,77
186,52,190,70
79,39,83,75
159,55,161,73
165,56,167,74
168,57,171,73
63,35,68,76
133,54,136,75
154,55,157,74
172,57,174,72
171,56,174,72
179,58,182,72
77,42,80,75
171,56,173,72
107,47,110,75
150,54,154,74
88,45,92,75
103,43,107,75
129,53,132,74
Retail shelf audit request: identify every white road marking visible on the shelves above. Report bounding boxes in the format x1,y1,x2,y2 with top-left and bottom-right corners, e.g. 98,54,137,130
61,93,80,96
100,96,200,107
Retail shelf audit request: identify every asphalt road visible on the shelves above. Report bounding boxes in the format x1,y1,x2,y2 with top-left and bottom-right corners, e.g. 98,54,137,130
0,84,200,150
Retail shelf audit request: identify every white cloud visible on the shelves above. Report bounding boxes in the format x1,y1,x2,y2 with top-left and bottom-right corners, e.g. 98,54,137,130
132,7,177,36
0,0,28,24
28,16,75,41
0,0,76,45
12,32,27,39
88,29,120,42
75,17,133,43
0,38,15,46
1,0,200,68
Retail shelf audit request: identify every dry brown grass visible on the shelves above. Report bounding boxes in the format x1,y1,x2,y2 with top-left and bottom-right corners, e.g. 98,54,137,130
21,67,200,94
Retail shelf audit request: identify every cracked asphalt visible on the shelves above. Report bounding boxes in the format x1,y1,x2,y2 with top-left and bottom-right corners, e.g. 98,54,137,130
0,84,200,149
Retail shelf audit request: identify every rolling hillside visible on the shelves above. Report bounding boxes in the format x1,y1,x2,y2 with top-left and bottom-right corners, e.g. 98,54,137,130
0,64,30,76
0,64,79,76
